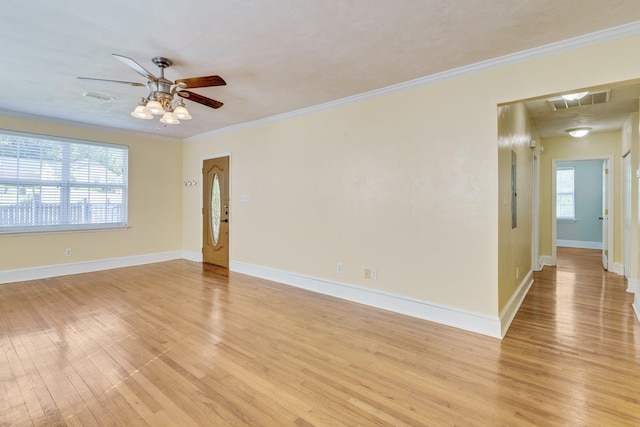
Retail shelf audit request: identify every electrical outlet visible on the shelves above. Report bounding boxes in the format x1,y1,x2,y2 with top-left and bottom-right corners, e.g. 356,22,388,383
371,269,377,280
364,269,371,279
65,248,72,257
337,263,343,274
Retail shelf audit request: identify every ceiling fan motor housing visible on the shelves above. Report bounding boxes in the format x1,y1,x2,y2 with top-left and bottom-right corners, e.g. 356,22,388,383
151,79,175,107
149,57,176,108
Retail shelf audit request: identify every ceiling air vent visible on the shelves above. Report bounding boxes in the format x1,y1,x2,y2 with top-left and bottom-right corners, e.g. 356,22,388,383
547,90,610,111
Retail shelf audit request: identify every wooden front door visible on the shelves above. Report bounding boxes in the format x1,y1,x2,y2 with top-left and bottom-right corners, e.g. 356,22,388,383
203,156,229,267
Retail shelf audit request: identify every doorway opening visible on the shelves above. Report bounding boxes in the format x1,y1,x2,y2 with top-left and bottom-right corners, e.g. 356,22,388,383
551,156,613,271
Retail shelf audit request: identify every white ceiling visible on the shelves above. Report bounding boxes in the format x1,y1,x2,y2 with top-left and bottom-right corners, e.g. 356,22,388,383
2,1,640,140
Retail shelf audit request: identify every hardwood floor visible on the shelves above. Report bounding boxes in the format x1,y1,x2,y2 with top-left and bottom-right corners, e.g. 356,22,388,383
1,248,639,426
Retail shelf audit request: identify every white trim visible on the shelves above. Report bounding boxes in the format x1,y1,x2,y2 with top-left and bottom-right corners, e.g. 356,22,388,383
556,239,603,250
182,250,203,263
230,260,502,339
633,293,640,322
627,279,638,294
623,153,632,283
499,270,534,337
0,251,183,285
532,154,540,271
200,152,232,161
0,110,182,143
610,262,625,276
185,21,640,143
539,255,556,268
4,21,639,144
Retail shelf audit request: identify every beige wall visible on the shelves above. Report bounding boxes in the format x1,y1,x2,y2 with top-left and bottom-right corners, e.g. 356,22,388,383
0,116,183,270
3,32,640,329
538,132,622,265
184,34,640,321
183,89,499,314
497,103,538,310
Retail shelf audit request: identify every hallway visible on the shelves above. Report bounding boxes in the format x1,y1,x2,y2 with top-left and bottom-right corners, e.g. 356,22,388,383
503,247,639,424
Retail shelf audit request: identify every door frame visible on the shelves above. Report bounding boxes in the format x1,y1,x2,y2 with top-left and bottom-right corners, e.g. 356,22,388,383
200,152,232,265
532,153,541,271
623,152,631,281
551,155,614,268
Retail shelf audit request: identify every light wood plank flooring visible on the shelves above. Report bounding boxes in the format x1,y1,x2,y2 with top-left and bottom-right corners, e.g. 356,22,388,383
1,248,639,426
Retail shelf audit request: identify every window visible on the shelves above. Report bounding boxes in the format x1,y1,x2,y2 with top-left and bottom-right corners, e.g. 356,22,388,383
556,167,575,220
0,130,128,233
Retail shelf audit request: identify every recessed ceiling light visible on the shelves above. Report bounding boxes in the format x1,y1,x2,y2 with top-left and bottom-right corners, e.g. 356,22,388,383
566,127,591,137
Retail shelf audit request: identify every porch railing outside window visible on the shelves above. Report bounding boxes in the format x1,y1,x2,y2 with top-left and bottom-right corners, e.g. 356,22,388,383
0,130,128,233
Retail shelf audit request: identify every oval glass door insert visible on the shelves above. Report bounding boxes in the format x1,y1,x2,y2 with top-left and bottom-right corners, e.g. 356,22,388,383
211,173,221,246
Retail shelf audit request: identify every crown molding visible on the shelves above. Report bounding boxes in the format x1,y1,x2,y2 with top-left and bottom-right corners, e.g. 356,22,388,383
186,20,640,143
0,109,182,143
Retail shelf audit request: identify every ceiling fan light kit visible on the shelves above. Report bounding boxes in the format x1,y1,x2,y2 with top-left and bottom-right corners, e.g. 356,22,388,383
79,54,226,126
160,111,180,125
144,99,165,115
173,104,192,120
130,103,153,119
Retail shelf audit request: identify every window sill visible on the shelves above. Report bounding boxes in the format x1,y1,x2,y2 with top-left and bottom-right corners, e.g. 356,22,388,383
0,225,131,237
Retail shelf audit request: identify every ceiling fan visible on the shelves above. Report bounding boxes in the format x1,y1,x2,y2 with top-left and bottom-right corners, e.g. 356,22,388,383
78,54,226,124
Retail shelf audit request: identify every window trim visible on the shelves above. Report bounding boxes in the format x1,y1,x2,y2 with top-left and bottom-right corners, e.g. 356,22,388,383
556,166,575,221
0,129,129,235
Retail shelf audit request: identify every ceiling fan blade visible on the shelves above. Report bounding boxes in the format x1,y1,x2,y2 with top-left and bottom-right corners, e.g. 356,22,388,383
175,75,226,89
177,90,223,109
77,77,145,87
112,54,157,81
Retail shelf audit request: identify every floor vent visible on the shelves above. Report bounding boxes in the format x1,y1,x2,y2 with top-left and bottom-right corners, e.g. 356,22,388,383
548,90,610,111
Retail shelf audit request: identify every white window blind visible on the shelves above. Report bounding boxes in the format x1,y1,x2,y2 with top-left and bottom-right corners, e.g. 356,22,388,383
0,130,128,233
556,167,575,220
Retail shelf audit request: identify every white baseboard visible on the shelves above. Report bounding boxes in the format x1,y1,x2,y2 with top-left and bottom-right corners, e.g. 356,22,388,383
499,270,534,338
610,262,625,276
181,250,203,263
539,255,556,268
627,279,639,294
633,294,640,323
230,260,502,339
556,239,603,249
0,251,183,284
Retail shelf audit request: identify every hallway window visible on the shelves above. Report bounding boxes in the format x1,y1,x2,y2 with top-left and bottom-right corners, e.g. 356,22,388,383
557,167,575,220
